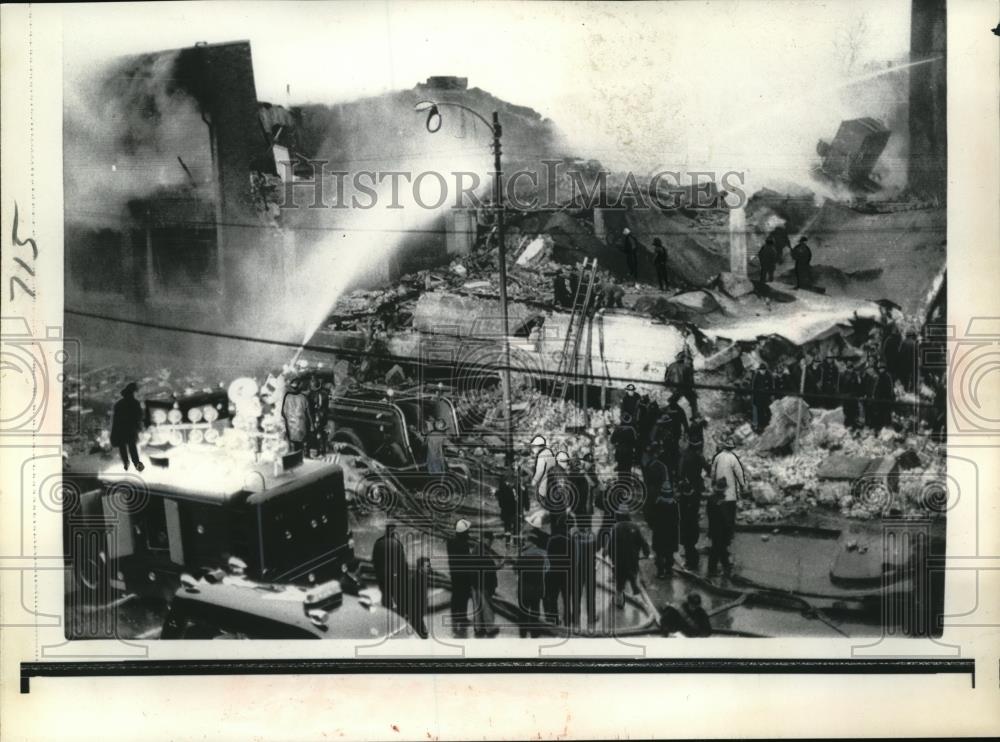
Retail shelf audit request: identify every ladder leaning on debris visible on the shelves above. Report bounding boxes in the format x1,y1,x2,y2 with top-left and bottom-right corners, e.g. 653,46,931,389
550,258,599,402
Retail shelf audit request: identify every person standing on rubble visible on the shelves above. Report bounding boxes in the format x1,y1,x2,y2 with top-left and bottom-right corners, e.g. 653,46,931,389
770,225,791,263
620,227,640,283
611,414,638,475
897,330,920,392
839,359,864,430
530,435,556,506
791,236,812,289
664,349,699,417
111,382,145,472
866,361,896,431
652,238,669,290
819,356,841,408
620,383,640,421
757,237,778,283
708,435,747,577
553,269,573,308
750,362,774,433
678,422,708,570
803,356,823,407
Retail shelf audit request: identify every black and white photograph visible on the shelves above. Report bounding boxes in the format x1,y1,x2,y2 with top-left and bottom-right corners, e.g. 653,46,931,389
2,1,999,738
58,0,951,642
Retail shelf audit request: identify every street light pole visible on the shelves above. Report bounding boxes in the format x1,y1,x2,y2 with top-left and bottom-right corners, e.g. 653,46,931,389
416,101,514,468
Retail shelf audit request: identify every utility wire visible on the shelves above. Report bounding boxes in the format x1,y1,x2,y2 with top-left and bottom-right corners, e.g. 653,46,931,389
65,307,935,410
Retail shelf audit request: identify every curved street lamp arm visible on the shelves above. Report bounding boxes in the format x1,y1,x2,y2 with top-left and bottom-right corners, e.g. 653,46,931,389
414,99,496,133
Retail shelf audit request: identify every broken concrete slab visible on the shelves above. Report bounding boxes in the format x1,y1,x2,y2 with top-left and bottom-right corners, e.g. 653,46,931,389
411,292,537,337
717,271,755,298
755,396,812,454
667,291,720,314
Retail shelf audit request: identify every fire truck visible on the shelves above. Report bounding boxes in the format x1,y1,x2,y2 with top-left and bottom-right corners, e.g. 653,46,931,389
65,446,354,602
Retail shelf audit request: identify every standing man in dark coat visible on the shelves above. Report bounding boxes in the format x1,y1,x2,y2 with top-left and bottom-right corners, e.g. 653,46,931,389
757,237,778,283
543,512,571,627
803,357,823,407
306,375,330,456
652,237,669,290
838,360,864,430
820,356,841,409
611,414,638,475
678,427,708,570
866,362,896,430
645,446,679,578
621,227,640,282
790,236,812,289
664,349,698,417
445,519,476,638
749,362,774,433
495,467,519,539
611,510,650,609
513,526,548,637
111,382,144,472
620,383,640,421
897,330,920,393
371,522,410,620
770,225,791,263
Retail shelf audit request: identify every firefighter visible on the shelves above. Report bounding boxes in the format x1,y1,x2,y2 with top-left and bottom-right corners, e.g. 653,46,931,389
611,414,638,474
306,375,330,456
678,425,708,570
495,467,519,540
620,383,640,421
708,436,746,577
790,236,812,289
611,509,650,609
757,236,778,283
803,357,823,407
621,226,640,283
664,349,698,417
749,362,773,433
653,237,669,290
838,359,864,430
897,330,920,393
820,356,841,409
866,361,896,431
446,519,475,638
646,443,679,578
371,522,410,619
514,523,548,637
111,382,144,472
281,377,311,453
770,225,791,263
553,269,572,308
